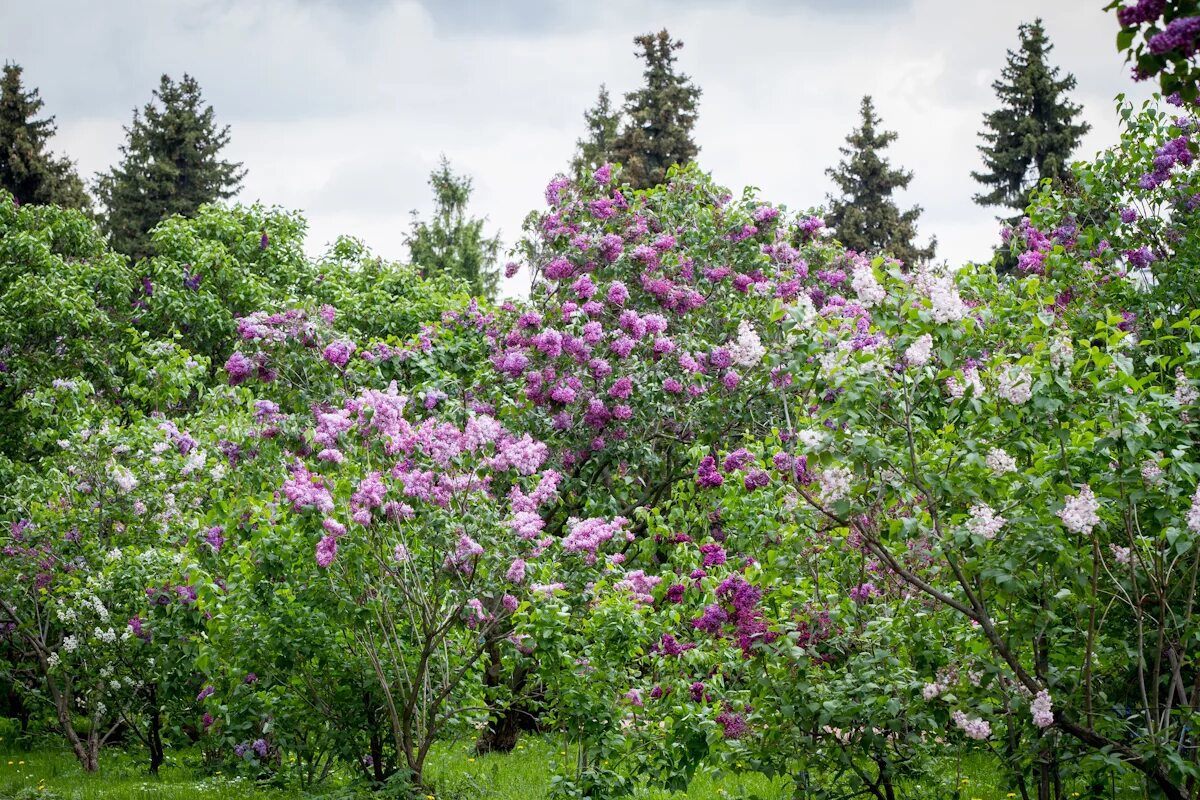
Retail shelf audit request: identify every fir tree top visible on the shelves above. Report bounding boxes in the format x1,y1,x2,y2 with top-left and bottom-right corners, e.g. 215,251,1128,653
0,63,89,209
570,84,622,178
972,19,1091,214
406,156,501,300
824,95,934,267
96,73,245,259
610,29,701,190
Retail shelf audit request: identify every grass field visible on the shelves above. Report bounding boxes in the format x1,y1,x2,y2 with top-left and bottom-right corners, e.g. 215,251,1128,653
0,736,1082,800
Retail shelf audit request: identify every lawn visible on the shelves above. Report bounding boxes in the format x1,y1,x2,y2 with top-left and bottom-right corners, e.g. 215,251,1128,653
0,735,1048,800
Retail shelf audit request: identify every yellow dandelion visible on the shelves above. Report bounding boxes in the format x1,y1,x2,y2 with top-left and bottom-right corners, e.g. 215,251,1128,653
467,757,475,763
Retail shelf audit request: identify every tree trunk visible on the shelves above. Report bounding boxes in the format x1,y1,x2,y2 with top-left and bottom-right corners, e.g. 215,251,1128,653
147,685,164,776
476,703,525,754
46,672,93,771
475,640,533,754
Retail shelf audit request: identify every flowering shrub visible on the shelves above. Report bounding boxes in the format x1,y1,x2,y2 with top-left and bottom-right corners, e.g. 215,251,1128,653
1,370,218,773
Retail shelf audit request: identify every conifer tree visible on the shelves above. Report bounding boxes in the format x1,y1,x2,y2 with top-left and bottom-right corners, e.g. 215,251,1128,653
406,157,501,300
610,29,701,190
95,74,245,259
0,64,89,209
972,19,1090,214
569,84,622,177
825,95,934,267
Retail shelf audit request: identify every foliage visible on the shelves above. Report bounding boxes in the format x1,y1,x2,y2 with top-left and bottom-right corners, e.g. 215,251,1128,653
1109,0,1200,101
0,64,89,210
824,95,935,267
95,74,245,260
0,195,133,460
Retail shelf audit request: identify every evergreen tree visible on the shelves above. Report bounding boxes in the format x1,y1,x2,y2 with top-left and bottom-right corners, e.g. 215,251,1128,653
0,63,89,209
972,19,1090,214
825,96,934,267
610,29,701,190
569,84,622,177
95,74,245,259
406,157,501,300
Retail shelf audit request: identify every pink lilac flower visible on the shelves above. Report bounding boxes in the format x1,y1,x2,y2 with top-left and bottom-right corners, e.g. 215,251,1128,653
716,708,748,739
323,340,356,368
848,582,878,604
700,543,727,567
952,710,991,740
316,535,338,567
696,456,724,488
1031,690,1054,728
224,352,254,385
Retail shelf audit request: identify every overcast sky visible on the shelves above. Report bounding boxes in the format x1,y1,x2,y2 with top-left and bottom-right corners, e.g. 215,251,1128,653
3,0,1150,298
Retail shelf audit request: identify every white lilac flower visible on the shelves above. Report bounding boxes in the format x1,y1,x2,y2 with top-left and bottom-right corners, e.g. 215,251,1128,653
851,261,886,307
797,429,826,451
111,466,138,495
966,503,1006,539
819,467,853,504
996,365,1033,405
728,320,766,368
906,334,933,367
929,274,966,323
1174,369,1197,407
181,449,207,475
1058,485,1101,534
1188,485,1200,534
1049,335,1074,371
986,447,1017,475
1140,457,1164,485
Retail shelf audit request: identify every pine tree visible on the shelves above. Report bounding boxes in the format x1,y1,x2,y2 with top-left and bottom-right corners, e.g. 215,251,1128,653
825,96,935,267
0,63,89,209
95,74,245,259
972,19,1090,214
569,84,622,177
610,30,701,190
406,157,501,300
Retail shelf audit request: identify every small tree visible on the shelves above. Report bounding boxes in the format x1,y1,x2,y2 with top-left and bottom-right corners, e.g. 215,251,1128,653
406,157,501,300
972,20,1090,215
570,84,622,178
825,95,934,267
610,30,701,190
0,64,89,209
95,74,245,260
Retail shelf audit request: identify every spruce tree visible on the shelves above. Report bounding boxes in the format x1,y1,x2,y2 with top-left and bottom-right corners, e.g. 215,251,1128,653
972,19,1090,214
610,29,701,190
406,157,501,300
95,74,245,259
569,84,622,177
825,96,934,267
0,63,89,209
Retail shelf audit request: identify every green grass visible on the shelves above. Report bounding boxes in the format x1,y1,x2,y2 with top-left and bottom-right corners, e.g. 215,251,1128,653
0,738,1097,800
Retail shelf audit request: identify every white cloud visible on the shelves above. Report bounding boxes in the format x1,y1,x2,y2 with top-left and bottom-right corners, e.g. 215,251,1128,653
5,0,1152,299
